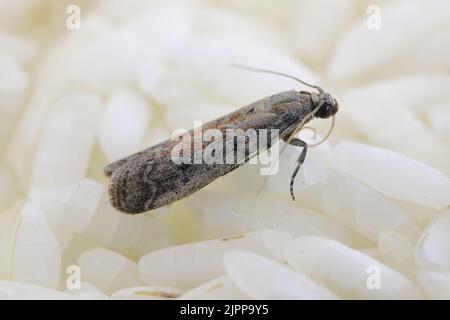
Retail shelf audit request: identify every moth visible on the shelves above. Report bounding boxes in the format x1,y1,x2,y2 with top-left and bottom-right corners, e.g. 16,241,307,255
105,66,339,214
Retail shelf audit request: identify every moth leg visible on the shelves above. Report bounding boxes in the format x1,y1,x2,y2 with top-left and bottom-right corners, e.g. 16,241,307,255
287,138,307,201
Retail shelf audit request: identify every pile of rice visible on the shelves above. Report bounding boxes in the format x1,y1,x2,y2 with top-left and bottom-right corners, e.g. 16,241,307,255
0,0,449,299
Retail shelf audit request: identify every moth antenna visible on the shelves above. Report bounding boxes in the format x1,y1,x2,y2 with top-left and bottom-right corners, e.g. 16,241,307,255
255,103,323,198
284,102,323,145
231,62,329,145
239,62,332,198
287,115,335,201
308,115,336,147
231,63,323,93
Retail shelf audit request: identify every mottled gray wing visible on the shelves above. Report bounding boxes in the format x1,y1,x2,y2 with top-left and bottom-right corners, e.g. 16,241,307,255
109,155,239,214
104,140,167,177
108,111,280,214
103,91,292,177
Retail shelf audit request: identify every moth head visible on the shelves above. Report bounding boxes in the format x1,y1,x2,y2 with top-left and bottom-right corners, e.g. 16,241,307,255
312,91,339,119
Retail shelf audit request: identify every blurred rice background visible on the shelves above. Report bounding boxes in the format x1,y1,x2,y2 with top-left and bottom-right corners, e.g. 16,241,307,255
0,0,449,299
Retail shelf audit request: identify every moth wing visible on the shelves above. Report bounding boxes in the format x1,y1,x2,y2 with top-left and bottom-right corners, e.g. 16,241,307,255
104,111,278,177
108,153,240,214
104,140,168,177
108,112,283,214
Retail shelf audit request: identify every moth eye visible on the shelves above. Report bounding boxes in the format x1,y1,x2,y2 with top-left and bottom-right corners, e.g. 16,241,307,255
316,101,334,118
